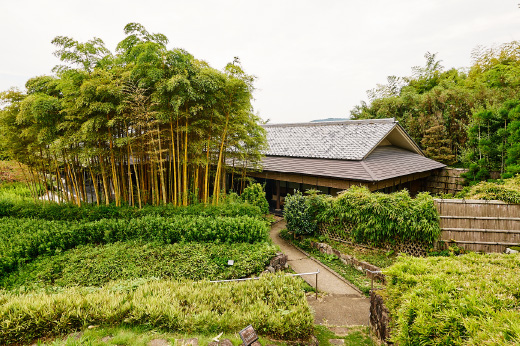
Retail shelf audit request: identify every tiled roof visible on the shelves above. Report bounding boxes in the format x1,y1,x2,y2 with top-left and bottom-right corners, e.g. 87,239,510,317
262,119,397,160
260,146,445,182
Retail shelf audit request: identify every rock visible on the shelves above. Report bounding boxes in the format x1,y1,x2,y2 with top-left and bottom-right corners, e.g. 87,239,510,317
266,265,275,273
219,339,233,346
148,339,170,346
87,325,99,329
506,248,518,254
176,338,198,345
329,339,345,345
101,335,113,342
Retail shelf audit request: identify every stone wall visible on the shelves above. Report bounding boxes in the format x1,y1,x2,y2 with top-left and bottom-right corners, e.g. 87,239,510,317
309,241,385,283
425,167,501,195
370,290,391,343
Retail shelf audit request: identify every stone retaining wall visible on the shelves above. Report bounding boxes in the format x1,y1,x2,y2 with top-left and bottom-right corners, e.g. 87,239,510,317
309,241,385,283
370,290,391,343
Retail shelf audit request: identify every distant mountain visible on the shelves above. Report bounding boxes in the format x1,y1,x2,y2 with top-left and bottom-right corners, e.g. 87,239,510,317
310,117,349,122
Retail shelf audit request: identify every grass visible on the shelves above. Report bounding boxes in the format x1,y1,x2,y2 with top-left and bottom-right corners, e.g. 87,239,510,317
35,325,285,345
280,230,385,296
314,325,376,346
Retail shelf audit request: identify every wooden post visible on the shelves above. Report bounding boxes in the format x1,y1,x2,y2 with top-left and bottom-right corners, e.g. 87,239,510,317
276,180,281,210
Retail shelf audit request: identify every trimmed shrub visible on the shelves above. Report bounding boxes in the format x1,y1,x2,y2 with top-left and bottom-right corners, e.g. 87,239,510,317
383,253,520,345
241,183,269,214
0,198,264,221
283,191,319,235
1,241,277,289
0,215,270,277
0,275,314,344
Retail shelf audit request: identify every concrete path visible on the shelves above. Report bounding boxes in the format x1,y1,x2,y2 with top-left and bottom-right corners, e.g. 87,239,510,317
270,220,370,327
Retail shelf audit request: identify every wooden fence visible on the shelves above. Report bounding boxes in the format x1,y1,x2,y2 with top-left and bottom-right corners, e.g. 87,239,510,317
435,199,520,253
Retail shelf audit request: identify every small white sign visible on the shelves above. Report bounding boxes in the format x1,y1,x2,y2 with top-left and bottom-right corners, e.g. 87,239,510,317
227,260,234,266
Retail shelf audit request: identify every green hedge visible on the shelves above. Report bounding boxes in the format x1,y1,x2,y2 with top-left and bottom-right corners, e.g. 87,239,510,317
285,186,441,246
383,253,520,345
0,199,264,221
0,275,314,344
0,215,270,277
1,241,277,289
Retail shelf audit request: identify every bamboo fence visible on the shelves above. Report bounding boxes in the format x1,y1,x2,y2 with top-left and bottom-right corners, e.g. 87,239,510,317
435,199,520,253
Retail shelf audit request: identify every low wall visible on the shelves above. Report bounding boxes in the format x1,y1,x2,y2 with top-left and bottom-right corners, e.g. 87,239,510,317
370,290,391,343
435,199,520,253
426,168,500,195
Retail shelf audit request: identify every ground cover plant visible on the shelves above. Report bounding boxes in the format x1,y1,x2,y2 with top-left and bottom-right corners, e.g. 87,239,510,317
456,175,520,204
0,275,314,344
0,215,269,278
1,241,277,289
279,231,383,296
284,186,441,247
382,253,520,345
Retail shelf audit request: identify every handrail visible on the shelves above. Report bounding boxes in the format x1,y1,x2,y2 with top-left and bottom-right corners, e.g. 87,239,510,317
210,270,321,299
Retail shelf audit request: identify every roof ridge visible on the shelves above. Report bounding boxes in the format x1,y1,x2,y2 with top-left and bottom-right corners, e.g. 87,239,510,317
262,118,396,128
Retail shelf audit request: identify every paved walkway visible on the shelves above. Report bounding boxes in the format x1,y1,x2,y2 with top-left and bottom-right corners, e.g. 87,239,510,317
270,220,370,326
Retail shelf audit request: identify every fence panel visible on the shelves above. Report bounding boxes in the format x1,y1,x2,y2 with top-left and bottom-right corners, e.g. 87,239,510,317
435,199,520,253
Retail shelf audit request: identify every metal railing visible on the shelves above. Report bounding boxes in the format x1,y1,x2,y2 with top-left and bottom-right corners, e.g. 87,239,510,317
210,270,321,299
365,269,383,290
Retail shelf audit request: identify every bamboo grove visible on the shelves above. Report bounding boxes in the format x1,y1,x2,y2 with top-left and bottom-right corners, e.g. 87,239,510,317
0,23,267,207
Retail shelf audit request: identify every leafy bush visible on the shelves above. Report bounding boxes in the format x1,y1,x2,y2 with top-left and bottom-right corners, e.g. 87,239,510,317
0,197,264,221
0,275,314,344
291,186,441,246
458,175,520,204
241,183,269,214
383,253,520,345
284,191,320,235
1,241,277,289
0,215,270,277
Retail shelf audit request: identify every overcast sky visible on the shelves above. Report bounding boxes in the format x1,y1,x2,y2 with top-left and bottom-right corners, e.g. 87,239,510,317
1,0,519,123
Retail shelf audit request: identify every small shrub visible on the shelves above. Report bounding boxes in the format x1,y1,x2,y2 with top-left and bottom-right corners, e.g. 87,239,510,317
284,191,317,235
241,183,269,214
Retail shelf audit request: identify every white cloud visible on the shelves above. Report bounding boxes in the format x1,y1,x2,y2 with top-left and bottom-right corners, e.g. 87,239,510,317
1,0,519,123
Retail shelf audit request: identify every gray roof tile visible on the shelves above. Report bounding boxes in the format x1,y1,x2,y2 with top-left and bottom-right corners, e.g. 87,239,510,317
260,146,445,182
262,119,396,160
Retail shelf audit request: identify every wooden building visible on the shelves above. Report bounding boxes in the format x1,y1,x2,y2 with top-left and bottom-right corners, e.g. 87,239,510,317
248,118,445,210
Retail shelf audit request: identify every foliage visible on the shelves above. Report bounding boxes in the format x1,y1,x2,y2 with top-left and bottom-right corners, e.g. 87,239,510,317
289,237,379,296
1,241,277,289
352,41,520,178
0,215,269,277
43,325,285,346
0,187,265,220
0,275,314,344
0,23,266,207
383,253,520,345
283,191,323,235
240,183,269,214
457,175,520,204
311,186,440,246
